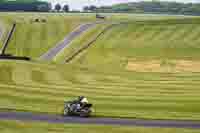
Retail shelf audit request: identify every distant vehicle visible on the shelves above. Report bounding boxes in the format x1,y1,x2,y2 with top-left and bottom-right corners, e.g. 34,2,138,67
63,97,93,117
96,14,106,19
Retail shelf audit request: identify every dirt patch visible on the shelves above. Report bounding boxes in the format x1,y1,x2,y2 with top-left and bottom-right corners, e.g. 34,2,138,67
126,59,200,73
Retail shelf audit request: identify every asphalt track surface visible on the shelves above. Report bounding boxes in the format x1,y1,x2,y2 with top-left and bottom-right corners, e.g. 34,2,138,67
0,111,200,129
39,22,98,61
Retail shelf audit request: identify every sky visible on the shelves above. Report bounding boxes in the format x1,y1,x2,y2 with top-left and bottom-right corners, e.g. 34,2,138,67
42,0,199,10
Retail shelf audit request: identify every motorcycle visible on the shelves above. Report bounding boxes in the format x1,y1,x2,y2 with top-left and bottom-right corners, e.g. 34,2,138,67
63,101,93,117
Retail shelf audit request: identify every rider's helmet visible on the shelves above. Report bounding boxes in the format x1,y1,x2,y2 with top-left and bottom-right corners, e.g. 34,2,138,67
81,97,88,103
78,96,85,101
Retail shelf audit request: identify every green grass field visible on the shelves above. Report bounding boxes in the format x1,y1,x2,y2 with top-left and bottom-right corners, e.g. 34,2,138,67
0,13,194,57
71,18,200,69
53,23,111,62
0,13,200,128
1,59,200,120
0,120,199,133
0,12,95,58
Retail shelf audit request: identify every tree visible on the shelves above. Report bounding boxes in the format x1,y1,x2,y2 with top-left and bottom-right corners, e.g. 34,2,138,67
37,3,51,12
55,3,61,12
63,4,69,12
89,5,97,11
0,1,51,12
83,6,89,12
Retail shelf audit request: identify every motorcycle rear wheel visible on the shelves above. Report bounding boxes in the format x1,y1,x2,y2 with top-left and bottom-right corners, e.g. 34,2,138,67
63,108,70,116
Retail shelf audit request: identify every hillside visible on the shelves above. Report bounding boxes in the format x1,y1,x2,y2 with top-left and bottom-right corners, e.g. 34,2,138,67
71,18,200,72
0,0,40,3
97,1,200,15
1,59,200,120
0,13,94,58
0,17,200,121
0,0,50,12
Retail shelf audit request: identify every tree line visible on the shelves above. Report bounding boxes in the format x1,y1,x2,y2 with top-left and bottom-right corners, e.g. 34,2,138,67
84,1,200,15
1,0,200,15
0,0,51,12
0,0,69,12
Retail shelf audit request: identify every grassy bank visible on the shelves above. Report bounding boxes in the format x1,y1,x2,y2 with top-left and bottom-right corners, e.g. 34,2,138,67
53,23,111,63
0,15,200,121
72,18,200,70
0,13,194,59
0,60,200,120
0,12,95,58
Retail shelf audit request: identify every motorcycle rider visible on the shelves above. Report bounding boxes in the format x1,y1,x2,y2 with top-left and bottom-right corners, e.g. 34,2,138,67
73,96,88,110
78,96,88,104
